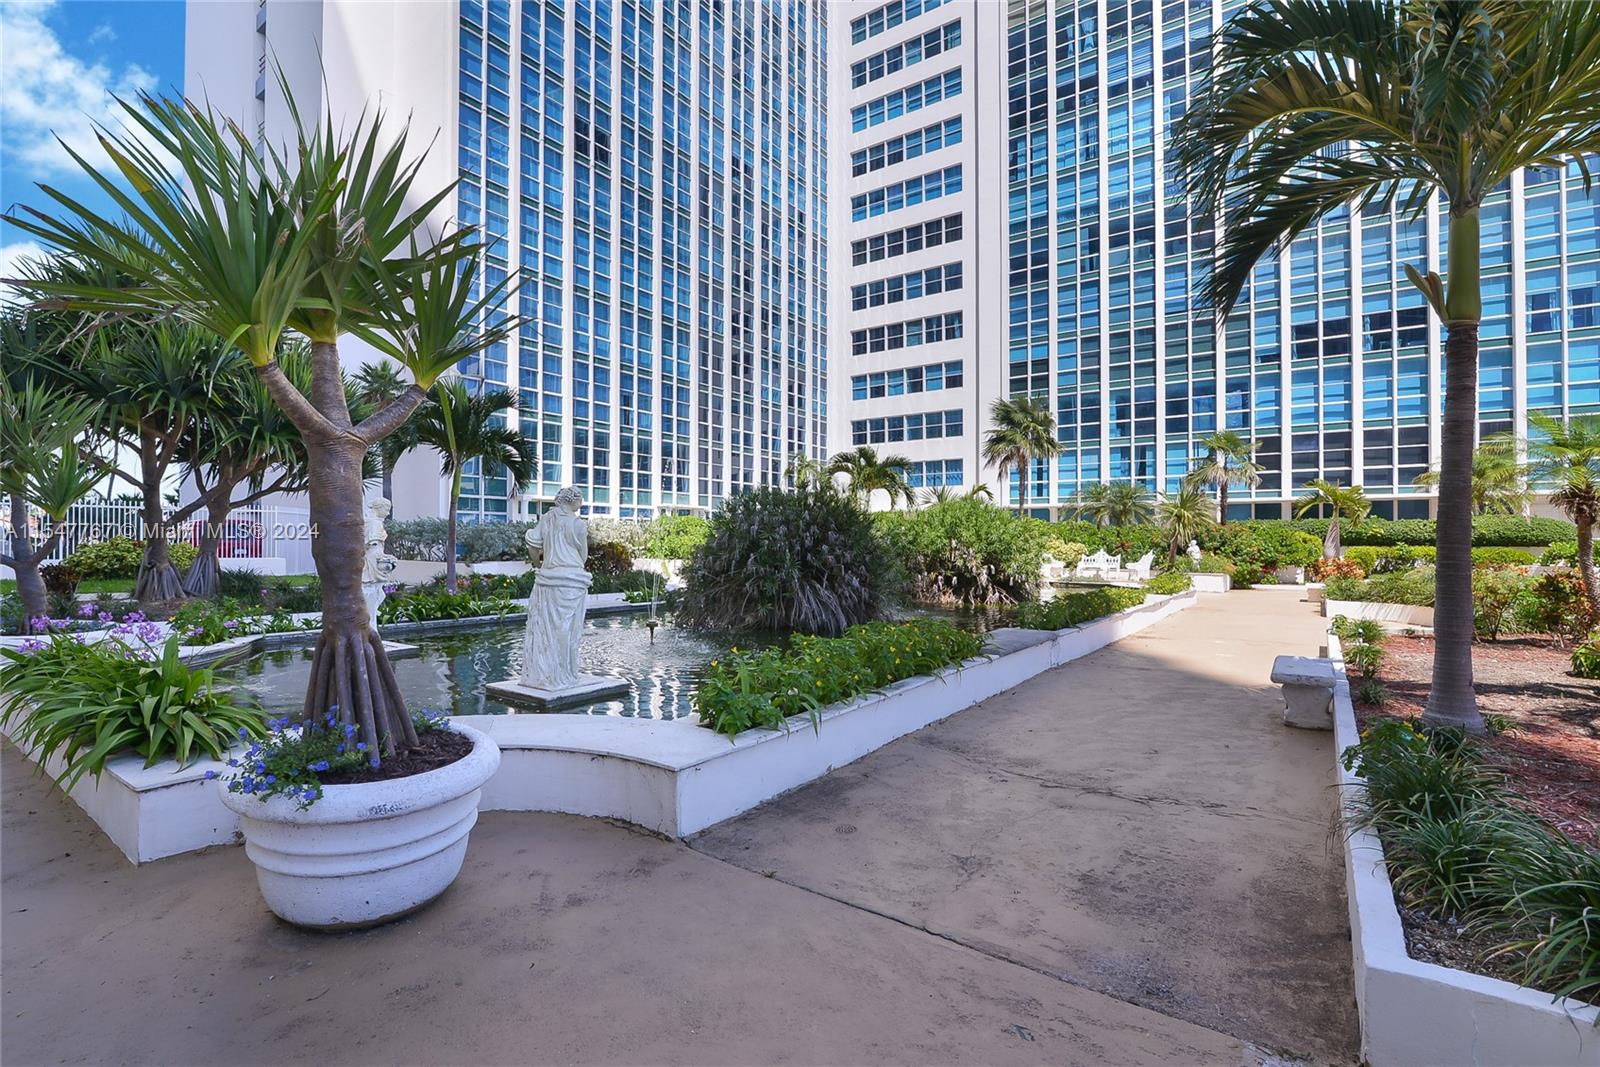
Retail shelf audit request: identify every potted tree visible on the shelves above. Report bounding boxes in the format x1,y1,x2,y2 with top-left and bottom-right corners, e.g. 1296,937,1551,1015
9,88,512,927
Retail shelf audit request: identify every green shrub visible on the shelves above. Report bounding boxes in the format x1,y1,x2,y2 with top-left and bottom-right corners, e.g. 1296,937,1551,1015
1472,568,1535,641
585,517,651,555
1541,542,1579,566
459,521,535,562
377,588,515,624
0,634,264,789
226,709,453,808
1013,586,1147,631
879,498,1044,607
1212,515,1575,548
1330,615,1386,644
1145,572,1193,595
1472,547,1537,567
587,540,634,578
680,485,897,636
693,619,984,738
1522,571,1600,645
1309,557,1366,582
1052,520,1165,558
590,568,656,595
1232,564,1268,588
1044,538,1088,566
1572,635,1600,679
64,537,198,579
1193,553,1234,574
1469,515,1578,548
385,518,451,561
1355,679,1389,709
1324,567,1436,607
646,514,711,560
215,571,322,613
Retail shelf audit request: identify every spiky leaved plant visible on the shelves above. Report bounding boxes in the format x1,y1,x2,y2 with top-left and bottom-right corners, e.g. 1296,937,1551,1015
8,87,519,764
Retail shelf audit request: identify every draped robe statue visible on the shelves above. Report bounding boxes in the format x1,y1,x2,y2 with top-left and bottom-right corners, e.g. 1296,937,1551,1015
520,487,592,690
361,497,398,630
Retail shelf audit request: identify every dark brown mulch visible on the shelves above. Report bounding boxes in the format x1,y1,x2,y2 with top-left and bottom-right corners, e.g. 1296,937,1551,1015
1349,633,1600,847
317,729,473,786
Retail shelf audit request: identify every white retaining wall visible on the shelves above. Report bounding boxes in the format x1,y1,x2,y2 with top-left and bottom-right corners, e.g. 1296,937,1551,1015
1327,630,1600,1065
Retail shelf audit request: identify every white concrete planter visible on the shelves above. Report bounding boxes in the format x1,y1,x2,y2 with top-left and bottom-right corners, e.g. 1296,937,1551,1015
1190,572,1232,593
1327,631,1600,1064
461,591,1197,837
219,723,501,929
469,560,532,576
1323,599,1434,627
1274,565,1306,584
1306,582,1325,605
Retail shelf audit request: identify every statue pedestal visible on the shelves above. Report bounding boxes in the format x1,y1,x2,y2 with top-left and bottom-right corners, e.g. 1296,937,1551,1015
487,675,630,711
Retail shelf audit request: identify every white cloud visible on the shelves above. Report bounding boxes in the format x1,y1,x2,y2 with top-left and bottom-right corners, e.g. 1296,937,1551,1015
86,22,115,46
0,240,47,302
0,1,157,177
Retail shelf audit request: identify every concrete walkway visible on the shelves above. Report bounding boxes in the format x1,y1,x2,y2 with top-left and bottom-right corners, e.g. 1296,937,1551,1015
1,590,1355,1065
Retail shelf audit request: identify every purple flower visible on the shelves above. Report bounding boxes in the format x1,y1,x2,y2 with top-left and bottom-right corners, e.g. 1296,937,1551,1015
77,603,95,619
125,611,145,623
224,619,239,630
18,638,44,654
97,611,113,624
203,770,217,780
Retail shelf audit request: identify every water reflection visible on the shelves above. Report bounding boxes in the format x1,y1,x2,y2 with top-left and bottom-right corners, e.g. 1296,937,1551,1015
215,614,732,721
213,607,1007,722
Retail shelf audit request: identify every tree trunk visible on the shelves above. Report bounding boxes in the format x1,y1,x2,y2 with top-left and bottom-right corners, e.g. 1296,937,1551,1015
445,467,461,594
1016,459,1028,520
133,445,184,604
7,497,49,630
381,460,394,504
299,434,418,757
1577,518,1599,618
181,496,232,599
1218,480,1229,526
1424,323,1483,732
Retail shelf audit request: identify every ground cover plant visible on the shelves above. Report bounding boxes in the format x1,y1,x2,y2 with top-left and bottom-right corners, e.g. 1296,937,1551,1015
1144,572,1193,595
679,484,896,637
1013,586,1147,631
223,709,460,808
693,619,984,738
1342,718,1598,1004
376,587,516,625
0,632,265,788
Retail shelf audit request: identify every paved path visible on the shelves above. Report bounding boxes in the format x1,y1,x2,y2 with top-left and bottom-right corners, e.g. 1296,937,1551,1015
2,590,1355,1065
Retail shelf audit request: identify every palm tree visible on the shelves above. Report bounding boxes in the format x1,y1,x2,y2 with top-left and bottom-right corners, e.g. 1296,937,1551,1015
9,86,516,760
0,361,112,628
1293,479,1371,560
1156,485,1218,564
827,446,913,509
353,361,411,503
784,453,828,490
1412,432,1529,516
1525,413,1600,615
1071,482,1155,527
919,483,994,508
1173,0,1600,733
982,395,1061,518
1185,430,1262,524
413,381,537,593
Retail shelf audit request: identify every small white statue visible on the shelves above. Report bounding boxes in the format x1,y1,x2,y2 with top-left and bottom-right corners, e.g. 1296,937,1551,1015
1186,539,1203,565
520,487,593,691
361,497,399,630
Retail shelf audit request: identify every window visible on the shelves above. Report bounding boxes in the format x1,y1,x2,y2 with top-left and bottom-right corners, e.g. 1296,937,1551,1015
850,360,965,399
851,20,962,87
850,165,963,222
850,262,963,310
850,0,953,45
851,213,963,265
903,458,964,488
851,409,965,444
851,312,964,355
851,116,962,177
851,68,962,132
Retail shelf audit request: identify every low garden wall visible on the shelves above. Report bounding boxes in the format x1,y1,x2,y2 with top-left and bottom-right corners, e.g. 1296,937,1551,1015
1323,599,1435,628
8,591,1196,861
1326,629,1600,1066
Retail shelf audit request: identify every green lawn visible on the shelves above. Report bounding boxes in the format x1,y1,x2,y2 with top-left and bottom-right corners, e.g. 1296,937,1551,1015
1,574,317,597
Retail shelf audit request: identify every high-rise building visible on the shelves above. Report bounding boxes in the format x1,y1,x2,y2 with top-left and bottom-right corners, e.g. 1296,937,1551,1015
831,0,1600,518
186,0,830,521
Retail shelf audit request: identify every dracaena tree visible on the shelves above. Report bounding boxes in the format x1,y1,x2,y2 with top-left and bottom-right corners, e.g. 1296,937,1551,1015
1173,0,1600,732
7,89,519,764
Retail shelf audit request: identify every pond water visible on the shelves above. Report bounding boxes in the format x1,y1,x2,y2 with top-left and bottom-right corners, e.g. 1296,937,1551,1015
213,607,1006,722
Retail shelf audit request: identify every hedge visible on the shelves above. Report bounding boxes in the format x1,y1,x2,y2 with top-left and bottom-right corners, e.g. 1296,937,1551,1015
1014,586,1147,630
63,537,199,580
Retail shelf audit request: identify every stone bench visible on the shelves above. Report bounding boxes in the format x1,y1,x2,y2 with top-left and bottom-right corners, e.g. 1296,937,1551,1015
1270,655,1336,730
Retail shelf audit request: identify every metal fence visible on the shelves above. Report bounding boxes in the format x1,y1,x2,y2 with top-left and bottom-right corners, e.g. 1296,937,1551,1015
1,500,317,575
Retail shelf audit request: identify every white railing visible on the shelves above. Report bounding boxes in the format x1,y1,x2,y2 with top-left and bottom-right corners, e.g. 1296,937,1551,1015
1,499,318,575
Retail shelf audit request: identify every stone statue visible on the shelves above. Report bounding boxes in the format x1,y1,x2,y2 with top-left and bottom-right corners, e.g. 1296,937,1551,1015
1186,539,1203,565
520,487,593,691
361,497,399,630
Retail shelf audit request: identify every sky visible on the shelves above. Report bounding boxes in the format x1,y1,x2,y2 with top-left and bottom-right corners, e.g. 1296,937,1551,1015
0,0,185,281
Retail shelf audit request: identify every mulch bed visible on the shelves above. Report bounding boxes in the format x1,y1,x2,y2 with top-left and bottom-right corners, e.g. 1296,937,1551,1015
317,729,473,786
1349,633,1600,847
